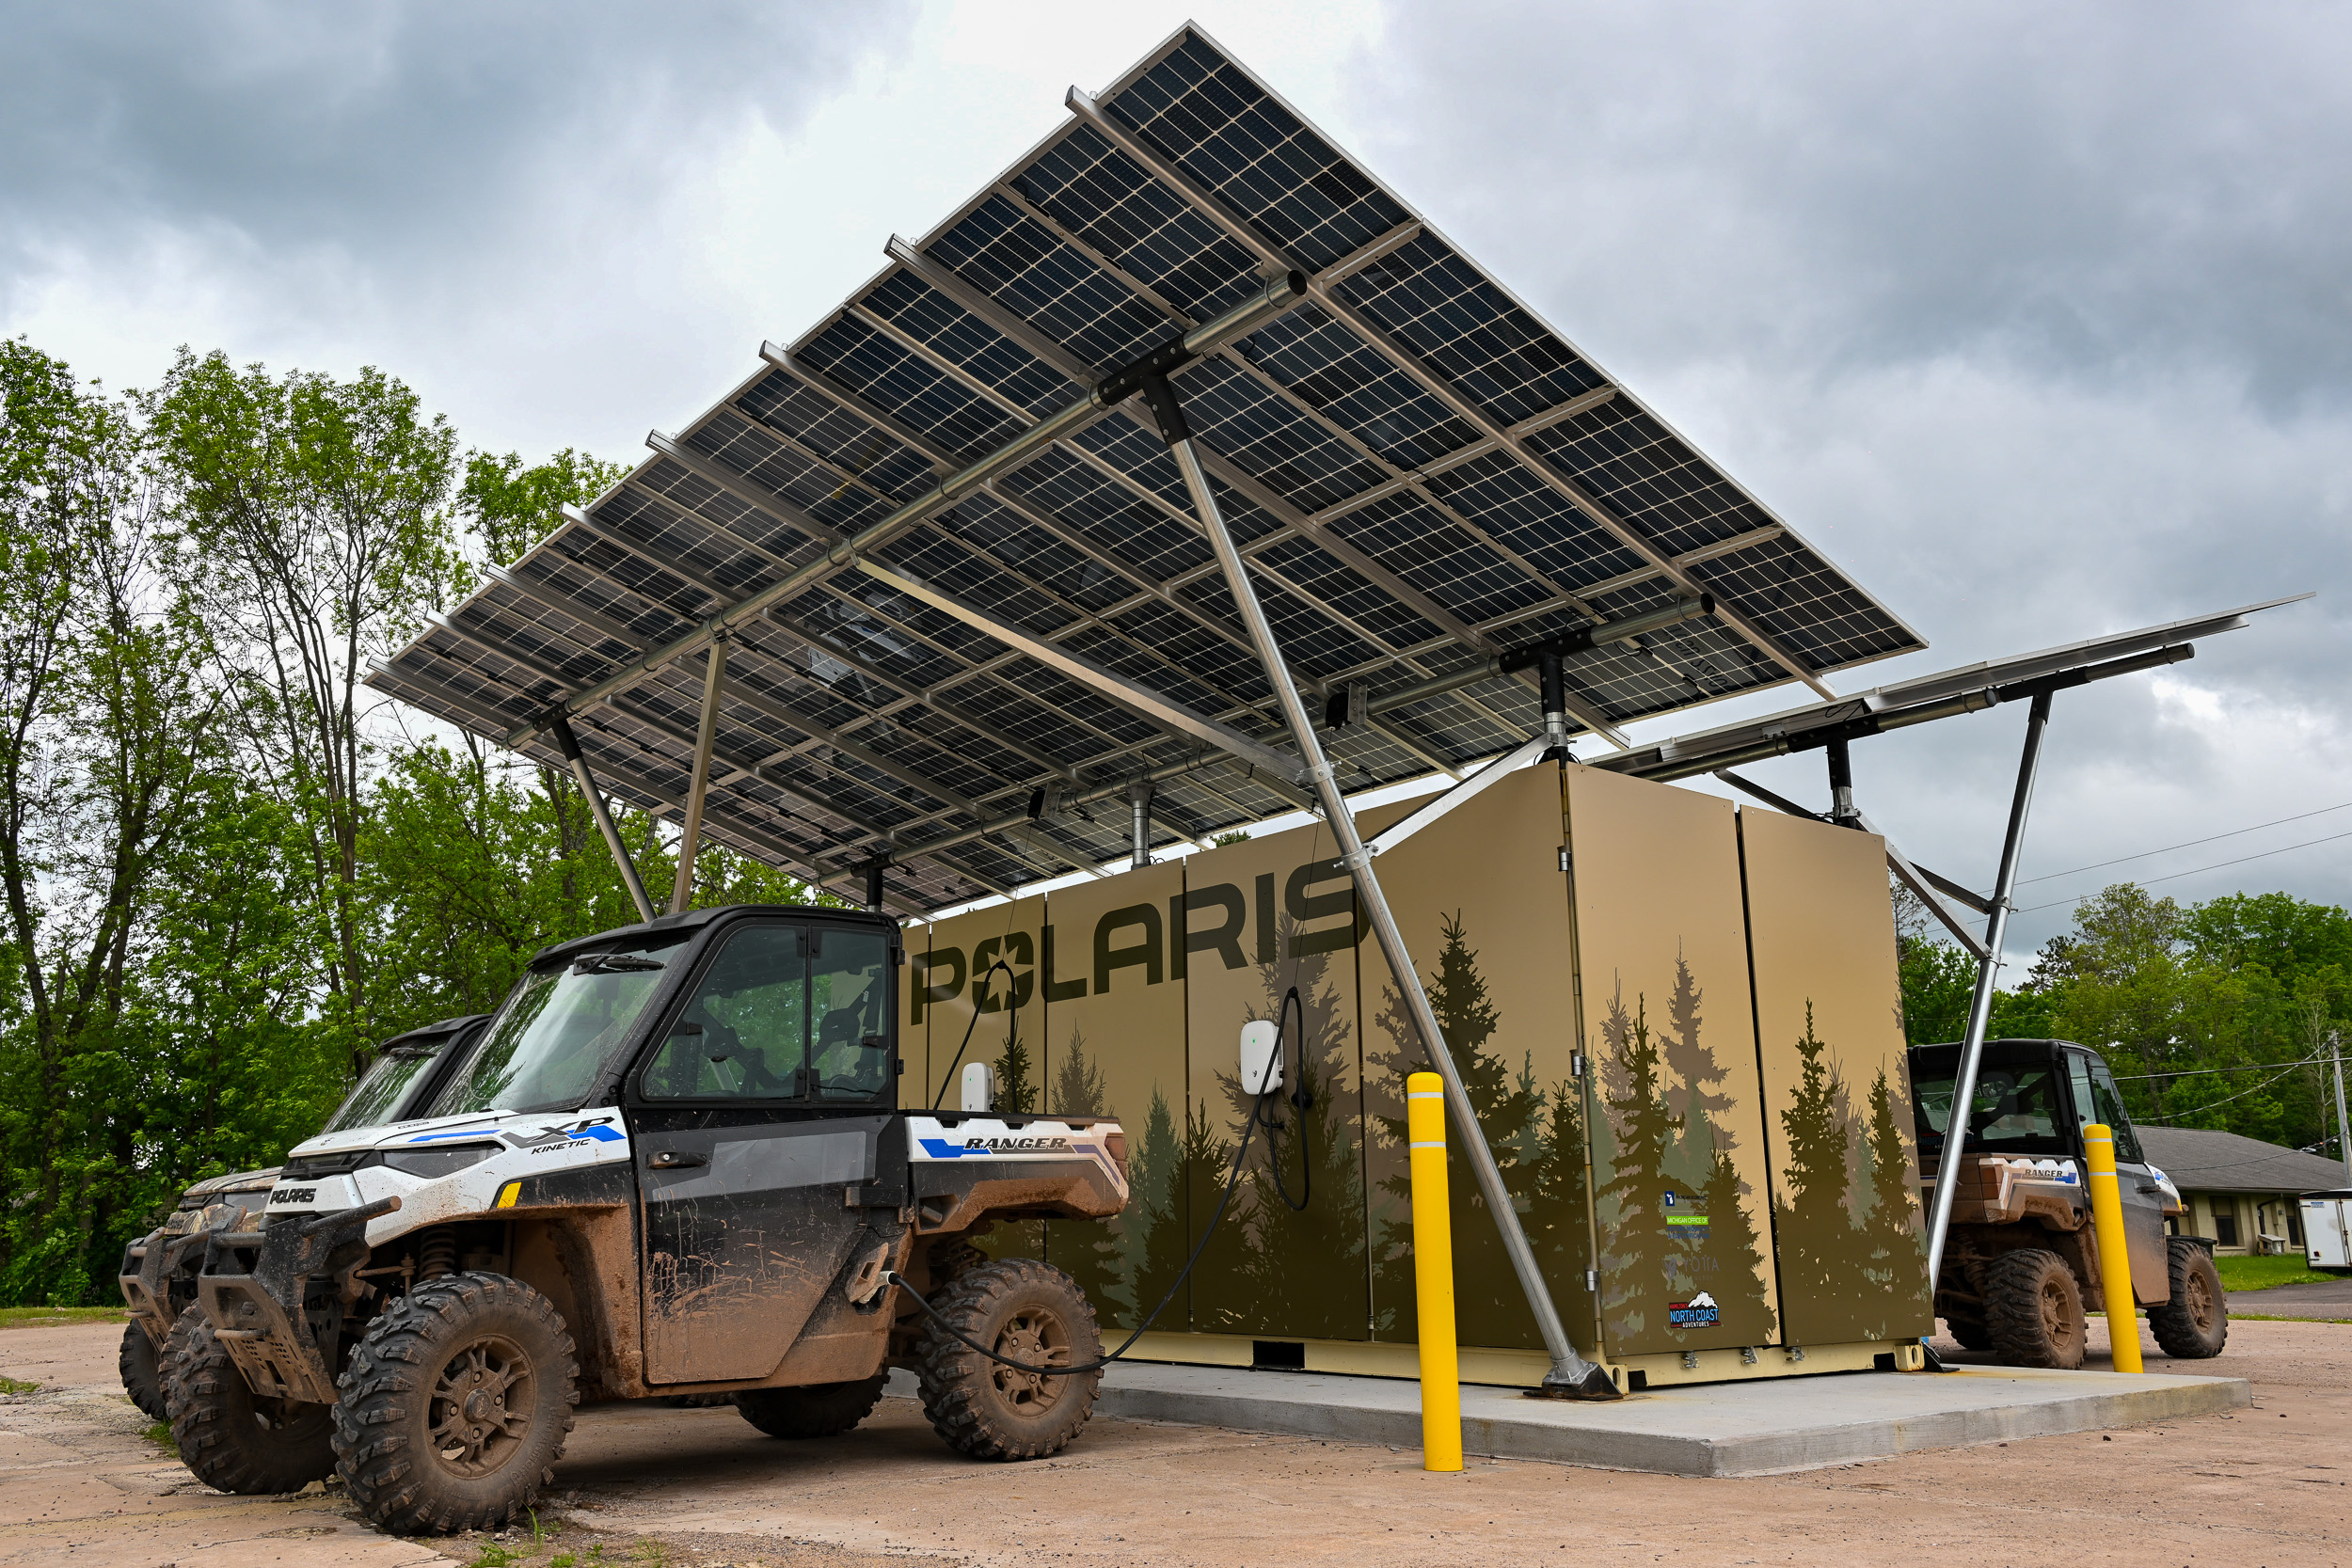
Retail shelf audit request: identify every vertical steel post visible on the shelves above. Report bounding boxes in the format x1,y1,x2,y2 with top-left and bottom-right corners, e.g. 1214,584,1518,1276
864,857,888,914
1127,777,1154,871
1924,690,2055,1291
1824,732,1858,825
670,636,727,915
1535,648,1571,764
1147,379,1611,1397
547,713,657,925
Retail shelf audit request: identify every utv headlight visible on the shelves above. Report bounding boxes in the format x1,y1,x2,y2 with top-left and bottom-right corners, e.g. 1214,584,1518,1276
382,1145,499,1179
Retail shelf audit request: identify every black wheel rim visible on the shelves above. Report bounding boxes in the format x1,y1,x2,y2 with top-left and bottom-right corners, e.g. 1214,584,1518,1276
990,1305,1071,1415
427,1334,535,1479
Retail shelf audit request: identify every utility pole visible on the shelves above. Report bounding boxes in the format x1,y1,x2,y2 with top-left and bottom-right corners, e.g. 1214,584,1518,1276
2332,1030,2350,1186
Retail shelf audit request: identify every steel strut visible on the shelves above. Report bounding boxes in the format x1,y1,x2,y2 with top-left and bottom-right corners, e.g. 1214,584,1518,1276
1922,690,2055,1291
1137,372,1616,1399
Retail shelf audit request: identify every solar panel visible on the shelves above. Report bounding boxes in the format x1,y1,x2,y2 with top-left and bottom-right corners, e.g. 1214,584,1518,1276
368,24,1924,913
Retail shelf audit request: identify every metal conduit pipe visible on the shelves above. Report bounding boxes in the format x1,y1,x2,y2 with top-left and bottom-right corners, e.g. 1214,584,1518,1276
507,271,1311,751
1365,594,1714,717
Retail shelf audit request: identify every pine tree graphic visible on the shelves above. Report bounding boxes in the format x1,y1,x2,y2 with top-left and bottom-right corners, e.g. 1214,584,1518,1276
991,1010,1038,1115
1699,1133,1778,1344
1854,1067,1932,1338
1773,1003,1852,1336
1366,912,1546,1348
1046,1029,1130,1323
1661,951,1732,1187
1596,984,1680,1342
1528,1075,1597,1352
1120,1088,1185,1332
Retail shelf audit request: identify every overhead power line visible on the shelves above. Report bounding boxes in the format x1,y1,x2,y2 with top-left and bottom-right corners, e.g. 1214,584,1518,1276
2016,799,2352,887
2018,828,2352,914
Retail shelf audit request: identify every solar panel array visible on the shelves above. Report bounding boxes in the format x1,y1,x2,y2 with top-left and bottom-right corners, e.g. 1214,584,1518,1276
368,25,1923,913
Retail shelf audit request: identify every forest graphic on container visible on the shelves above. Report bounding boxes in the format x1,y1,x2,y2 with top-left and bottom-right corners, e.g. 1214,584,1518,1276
1591,958,1776,1349
1771,1003,1933,1342
1365,913,1593,1351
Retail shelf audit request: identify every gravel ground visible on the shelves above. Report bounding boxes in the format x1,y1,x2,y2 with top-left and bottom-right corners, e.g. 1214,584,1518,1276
3,1315,2343,1568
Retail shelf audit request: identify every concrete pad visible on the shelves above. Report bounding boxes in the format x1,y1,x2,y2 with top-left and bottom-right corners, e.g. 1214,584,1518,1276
893,1357,2249,1477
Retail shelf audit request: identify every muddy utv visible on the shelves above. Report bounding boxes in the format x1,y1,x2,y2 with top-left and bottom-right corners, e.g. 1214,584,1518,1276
117,1013,487,1419
1910,1037,2226,1368
171,905,1127,1532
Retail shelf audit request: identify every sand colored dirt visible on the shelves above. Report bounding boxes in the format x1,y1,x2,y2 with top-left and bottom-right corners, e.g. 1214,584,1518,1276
4,1314,2344,1568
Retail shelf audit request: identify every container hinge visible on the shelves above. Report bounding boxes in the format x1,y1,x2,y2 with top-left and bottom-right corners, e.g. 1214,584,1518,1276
1570,1052,1585,1079
1558,847,1571,873
1584,1269,1599,1293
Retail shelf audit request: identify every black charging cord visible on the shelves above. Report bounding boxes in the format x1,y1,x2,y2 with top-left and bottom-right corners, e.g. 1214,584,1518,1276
929,959,1018,1112
1254,985,1311,1212
883,1080,1274,1378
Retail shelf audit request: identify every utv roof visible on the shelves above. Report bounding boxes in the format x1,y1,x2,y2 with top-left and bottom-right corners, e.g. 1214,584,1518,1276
525,901,895,969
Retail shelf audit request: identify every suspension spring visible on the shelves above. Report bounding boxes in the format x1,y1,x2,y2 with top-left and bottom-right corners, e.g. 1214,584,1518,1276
414,1228,457,1282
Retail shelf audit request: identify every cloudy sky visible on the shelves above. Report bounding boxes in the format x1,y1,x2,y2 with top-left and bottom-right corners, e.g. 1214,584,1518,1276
8,1,2346,964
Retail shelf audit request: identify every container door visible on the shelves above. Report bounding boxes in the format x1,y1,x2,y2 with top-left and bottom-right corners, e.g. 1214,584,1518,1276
630,922,882,1383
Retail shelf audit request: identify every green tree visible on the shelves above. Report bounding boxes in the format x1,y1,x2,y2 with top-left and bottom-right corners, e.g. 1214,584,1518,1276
1698,1138,1777,1344
151,351,462,1079
1044,1029,1129,1323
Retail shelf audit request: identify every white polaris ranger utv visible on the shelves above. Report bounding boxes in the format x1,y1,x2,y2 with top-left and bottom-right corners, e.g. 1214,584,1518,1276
170,905,1127,1533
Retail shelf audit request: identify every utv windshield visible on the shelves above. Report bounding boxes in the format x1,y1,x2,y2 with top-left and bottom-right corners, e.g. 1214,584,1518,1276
1915,1060,2073,1158
323,1044,447,1133
432,937,684,1117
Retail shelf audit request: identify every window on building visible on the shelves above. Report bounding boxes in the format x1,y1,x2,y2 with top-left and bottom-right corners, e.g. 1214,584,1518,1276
2212,1200,2240,1248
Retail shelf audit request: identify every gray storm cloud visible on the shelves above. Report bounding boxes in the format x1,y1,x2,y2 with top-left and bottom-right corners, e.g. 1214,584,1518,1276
4,0,2344,957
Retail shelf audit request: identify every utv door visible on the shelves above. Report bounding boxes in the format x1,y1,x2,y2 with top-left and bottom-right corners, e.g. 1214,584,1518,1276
2066,1049,2171,1305
628,921,898,1383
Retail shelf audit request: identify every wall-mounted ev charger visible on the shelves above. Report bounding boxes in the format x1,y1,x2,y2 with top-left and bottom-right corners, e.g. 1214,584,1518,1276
960,1060,996,1113
1239,1019,1284,1097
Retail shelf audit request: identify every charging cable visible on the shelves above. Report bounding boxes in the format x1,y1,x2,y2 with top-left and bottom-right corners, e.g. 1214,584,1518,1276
929,959,1018,1112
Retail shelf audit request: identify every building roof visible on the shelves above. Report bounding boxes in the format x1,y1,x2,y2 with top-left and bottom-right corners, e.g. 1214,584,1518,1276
2137,1126,2349,1196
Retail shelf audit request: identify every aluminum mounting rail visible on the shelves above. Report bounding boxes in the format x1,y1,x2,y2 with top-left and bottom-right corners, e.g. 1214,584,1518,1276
503,271,1311,751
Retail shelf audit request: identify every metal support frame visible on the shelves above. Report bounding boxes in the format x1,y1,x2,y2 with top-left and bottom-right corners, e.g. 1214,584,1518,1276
1139,372,1612,1398
671,636,729,915
1923,690,2055,1291
548,713,657,924
1364,735,1552,860
862,857,889,913
1535,649,1571,764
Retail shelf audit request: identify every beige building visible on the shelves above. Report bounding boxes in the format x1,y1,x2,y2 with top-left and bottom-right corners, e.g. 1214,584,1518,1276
2137,1126,2348,1256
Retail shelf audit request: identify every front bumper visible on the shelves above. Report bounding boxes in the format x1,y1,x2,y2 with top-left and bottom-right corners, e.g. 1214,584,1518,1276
198,1196,399,1406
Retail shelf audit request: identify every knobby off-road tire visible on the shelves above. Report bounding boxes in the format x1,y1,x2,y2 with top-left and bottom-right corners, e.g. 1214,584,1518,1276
164,1305,338,1494
736,1374,888,1439
2148,1239,2229,1359
120,1321,167,1420
916,1258,1101,1461
1982,1248,2088,1369
333,1271,578,1535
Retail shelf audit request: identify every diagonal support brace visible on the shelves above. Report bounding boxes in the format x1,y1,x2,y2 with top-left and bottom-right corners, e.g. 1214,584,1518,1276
1140,373,1616,1399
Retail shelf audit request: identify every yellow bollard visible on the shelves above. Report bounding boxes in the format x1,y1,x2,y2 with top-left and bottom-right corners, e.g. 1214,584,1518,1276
1406,1071,1464,1472
2082,1124,2144,1373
